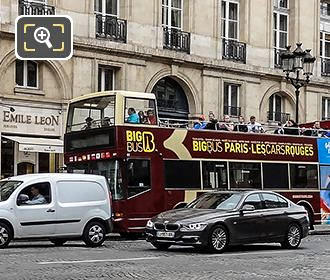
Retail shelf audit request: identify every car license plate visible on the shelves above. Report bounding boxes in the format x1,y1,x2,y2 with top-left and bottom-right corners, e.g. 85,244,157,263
156,231,175,238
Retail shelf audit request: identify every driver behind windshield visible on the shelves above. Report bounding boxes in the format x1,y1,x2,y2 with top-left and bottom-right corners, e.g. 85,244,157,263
24,186,47,205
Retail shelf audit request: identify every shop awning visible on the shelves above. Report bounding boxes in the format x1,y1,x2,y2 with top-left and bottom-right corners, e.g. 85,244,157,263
2,136,63,153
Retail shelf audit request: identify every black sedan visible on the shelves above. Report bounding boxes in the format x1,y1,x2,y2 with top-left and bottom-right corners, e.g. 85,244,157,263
145,191,309,253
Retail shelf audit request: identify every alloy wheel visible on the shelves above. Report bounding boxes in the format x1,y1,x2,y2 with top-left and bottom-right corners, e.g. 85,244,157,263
0,226,9,246
88,225,104,243
211,227,227,251
287,225,301,247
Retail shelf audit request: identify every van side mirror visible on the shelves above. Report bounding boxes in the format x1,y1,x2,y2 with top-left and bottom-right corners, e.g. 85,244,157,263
17,194,29,205
240,204,255,214
173,202,188,209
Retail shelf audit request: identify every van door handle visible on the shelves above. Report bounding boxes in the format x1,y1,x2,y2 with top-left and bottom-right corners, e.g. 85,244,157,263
46,209,55,213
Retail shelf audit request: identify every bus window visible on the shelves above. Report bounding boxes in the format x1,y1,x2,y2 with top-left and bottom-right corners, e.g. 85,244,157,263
202,161,228,189
67,96,115,132
263,163,289,189
164,160,201,189
125,98,157,125
290,164,318,189
127,159,151,197
229,162,261,189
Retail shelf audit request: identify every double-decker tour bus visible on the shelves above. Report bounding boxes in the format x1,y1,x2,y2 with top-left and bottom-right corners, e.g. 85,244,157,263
64,91,330,234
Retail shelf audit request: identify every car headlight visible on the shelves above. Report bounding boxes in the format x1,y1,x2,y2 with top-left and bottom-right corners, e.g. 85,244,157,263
180,223,207,232
146,220,154,229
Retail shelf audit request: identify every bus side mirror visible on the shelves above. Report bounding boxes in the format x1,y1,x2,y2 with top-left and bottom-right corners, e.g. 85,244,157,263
173,202,188,210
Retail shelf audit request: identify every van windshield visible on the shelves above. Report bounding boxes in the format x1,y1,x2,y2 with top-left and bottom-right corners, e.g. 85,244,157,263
0,181,22,202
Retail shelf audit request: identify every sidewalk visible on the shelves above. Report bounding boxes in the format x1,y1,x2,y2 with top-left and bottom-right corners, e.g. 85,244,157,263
309,224,330,235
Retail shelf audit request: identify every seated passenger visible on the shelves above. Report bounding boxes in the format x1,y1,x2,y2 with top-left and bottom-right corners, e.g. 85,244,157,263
147,110,157,125
127,108,140,124
218,115,234,131
24,186,47,205
204,112,219,130
234,116,248,132
82,117,99,130
247,116,264,133
283,119,299,135
193,114,207,129
303,121,327,137
101,117,111,127
138,111,148,124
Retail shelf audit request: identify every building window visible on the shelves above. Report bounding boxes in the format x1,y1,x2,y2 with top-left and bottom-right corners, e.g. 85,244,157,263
19,0,55,15
224,83,240,116
221,0,239,40
320,32,330,75
273,2,289,67
15,60,38,88
162,0,183,30
322,97,330,120
98,66,115,91
164,160,201,189
290,164,318,189
95,0,118,17
268,94,282,122
127,159,151,197
229,162,261,189
263,163,289,189
202,161,228,189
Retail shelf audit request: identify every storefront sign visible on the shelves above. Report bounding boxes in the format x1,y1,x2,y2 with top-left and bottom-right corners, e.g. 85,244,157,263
2,106,62,136
19,144,63,153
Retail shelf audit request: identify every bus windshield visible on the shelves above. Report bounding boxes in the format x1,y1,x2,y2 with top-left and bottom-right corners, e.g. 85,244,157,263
0,181,22,202
67,159,124,200
67,95,115,132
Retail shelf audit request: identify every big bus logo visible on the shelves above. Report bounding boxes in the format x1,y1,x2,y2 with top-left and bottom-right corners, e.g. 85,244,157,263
126,130,155,153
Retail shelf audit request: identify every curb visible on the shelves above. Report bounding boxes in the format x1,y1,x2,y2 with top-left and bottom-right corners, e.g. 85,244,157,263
309,230,330,235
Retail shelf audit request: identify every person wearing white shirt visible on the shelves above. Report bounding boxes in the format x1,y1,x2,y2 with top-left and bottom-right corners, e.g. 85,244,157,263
247,116,264,133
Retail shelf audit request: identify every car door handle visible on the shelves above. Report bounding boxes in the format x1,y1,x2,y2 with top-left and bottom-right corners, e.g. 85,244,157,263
46,209,55,213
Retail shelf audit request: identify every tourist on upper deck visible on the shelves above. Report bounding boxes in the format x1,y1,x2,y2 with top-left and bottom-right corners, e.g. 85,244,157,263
147,109,157,125
283,119,300,135
193,114,207,129
204,112,219,130
138,111,148,124
303,121,327,137
218,115,234,131
82,116,99,130
127,108,140,124
234,115,248,132
247,116,264,133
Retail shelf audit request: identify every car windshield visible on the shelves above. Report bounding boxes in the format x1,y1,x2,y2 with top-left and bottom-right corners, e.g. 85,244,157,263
0,181,22,202
187,193,243,210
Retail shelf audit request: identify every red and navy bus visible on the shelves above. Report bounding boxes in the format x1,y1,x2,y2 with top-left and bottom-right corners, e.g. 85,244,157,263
64,91,329,235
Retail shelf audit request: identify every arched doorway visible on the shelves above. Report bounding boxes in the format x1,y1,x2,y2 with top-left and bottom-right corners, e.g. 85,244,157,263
151,77,189,120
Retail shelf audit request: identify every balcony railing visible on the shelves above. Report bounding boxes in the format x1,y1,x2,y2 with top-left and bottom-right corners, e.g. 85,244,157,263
163,27,190,54
224,106,241,117
267,111,290,123
321,58,330,76
274,48,284,68
96,14,127,43
222,39,246,63
19,0,55,15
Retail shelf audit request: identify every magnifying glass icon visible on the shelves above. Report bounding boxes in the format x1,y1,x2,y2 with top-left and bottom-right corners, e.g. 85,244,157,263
34,27,53,49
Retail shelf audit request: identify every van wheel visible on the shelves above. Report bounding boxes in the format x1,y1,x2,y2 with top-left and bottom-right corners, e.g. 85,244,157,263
0,222,12,249
281,223,302,249
83,221,106,247
50,239,67,246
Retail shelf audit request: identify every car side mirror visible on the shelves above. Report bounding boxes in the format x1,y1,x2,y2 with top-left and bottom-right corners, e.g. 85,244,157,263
240,204,255,214
173,202,188,209
17,194,29,205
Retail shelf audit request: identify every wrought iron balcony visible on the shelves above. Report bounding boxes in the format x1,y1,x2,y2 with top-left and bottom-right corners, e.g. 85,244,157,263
222,39,246,63
163,27,190,54
224,106,241,117
274,48,284,68
96,14,127,43
321,58,330,76
19,0,55,15
267,111,290,123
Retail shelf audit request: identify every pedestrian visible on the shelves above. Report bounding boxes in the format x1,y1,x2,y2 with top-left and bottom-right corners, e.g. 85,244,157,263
247,116,264,133
234,115,248,132
204,112,219,130
193,114,207,129
218,115,234,131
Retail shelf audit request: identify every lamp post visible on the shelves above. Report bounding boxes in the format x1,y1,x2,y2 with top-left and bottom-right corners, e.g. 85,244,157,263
280,43,316,124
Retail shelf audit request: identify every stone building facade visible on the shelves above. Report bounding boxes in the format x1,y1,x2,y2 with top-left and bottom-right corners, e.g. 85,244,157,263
0,0,330,177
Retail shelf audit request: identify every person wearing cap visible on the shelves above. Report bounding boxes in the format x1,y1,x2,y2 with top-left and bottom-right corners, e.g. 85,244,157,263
193,114,207,129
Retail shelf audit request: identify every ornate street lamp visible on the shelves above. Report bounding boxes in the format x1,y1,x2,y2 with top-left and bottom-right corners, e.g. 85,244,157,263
280,43,316,123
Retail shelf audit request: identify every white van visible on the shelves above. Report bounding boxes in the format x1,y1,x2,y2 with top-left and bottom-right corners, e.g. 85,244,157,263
0,173,113,248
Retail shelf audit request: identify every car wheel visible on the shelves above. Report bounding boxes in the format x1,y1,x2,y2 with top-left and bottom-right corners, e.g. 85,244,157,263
0,222,12,249
83,221,106,247
208,225,229,253
50,239,67,246
151,241,171,250
281,223,302,249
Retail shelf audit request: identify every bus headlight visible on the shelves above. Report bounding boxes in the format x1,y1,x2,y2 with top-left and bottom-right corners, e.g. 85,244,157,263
180,223,207,232
146,220,154,229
